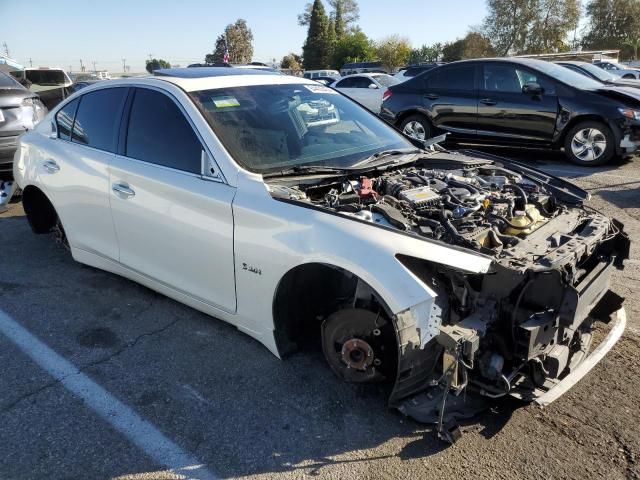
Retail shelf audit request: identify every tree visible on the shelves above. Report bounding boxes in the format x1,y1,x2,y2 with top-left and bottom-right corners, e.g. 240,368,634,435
623,38,640,60
205,35,227,63
483,0,538,55
407,43,442,64
205,19,254,64
582,0,640,56
527,0,581,53
281,53,302,70
299,0,359,35
375,35,412,71
441,33,496,62
302,0,332,69
332,28,374,68
145,58,171,73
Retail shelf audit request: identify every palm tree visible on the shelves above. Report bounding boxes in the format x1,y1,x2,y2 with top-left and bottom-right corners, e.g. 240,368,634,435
623,38,640,61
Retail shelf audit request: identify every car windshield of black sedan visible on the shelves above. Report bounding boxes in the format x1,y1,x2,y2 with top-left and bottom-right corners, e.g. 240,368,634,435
532,61,604,90
189,84,410,173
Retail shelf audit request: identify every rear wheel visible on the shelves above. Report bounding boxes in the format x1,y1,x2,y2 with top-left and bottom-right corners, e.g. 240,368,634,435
564,120,615,166
399,114,432,141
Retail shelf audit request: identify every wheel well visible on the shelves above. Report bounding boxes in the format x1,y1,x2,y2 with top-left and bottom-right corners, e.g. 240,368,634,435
272,263,392,357
22,185,58,234
394,109,427,127
559,115,612,145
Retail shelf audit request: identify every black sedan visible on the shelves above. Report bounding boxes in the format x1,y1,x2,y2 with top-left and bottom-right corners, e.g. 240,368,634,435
380,58,640,165
556,60,640,89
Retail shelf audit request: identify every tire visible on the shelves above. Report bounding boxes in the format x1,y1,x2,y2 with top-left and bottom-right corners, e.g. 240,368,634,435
563,120,615,166
399,113,432,141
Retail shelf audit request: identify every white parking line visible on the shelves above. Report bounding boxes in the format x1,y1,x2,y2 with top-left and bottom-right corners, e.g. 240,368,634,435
0,310,217,480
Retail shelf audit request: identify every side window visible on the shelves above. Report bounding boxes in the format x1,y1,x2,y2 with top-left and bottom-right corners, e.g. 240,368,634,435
71,88,127,152
515,68,556,95
425,65,475,91
353,77,375,88
125,88,202,174
483,65,522,93
336,77,355,88
56,98,79,141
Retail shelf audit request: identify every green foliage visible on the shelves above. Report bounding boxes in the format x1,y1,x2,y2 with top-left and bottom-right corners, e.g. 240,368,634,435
303,0,332,69
145,58,171,73
205,19,254,64
332,29,375,68
623,38,640,60
582,0,640,58
281,53,303,70
299,0,359,32
483,0,580,55
441,33,495,62
407,43,442,64
375,35,412,71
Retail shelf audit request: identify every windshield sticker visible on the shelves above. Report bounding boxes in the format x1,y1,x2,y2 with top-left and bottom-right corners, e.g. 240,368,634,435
212,95,241,108
304,84,337,94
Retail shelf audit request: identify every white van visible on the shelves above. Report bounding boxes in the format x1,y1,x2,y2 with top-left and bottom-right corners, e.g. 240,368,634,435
303,70,340,79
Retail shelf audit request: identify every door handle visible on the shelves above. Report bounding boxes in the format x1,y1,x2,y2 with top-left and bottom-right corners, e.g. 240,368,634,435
424,93,439,100
480,98,497,106
43,160,60,173
112,183,135,198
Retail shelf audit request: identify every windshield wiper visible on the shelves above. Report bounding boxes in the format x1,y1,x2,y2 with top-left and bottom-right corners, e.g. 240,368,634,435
352,148,423,168
263,165,353,178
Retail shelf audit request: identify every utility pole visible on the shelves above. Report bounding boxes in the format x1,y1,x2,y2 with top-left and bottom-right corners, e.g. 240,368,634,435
148,53,153,61
92,61,97,72
29,58,33,67
122,58,126,73
2,42,9,57
80,59,84,72
69,65,72,73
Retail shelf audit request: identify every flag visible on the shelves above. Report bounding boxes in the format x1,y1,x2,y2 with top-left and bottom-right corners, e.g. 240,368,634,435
223,42,230,64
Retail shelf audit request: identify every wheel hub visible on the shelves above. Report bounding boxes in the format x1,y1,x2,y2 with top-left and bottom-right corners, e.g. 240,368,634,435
341,338,374,371
571,128,607,162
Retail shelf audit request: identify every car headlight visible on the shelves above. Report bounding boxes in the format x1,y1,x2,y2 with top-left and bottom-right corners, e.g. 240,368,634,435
618,107,640,120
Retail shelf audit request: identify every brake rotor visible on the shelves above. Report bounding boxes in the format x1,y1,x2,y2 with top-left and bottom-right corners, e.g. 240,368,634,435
321,308,396,383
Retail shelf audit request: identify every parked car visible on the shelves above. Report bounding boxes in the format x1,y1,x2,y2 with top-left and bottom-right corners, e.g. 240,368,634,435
10,68,630,442
312,75,341,86
0,72,47,174
339,61,387,76
556,60,640,89
303,69,340,79
68,80,105,94
394,63,444,82
593,61,640,79
10,67,73,110
380,58,640,165
331,73,399,111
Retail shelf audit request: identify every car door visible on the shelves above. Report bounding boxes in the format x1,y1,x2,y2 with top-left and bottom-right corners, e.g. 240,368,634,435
420,63,478,137
476,63,558,144
39,87,127,260
109,87,237,313
351,76,381,111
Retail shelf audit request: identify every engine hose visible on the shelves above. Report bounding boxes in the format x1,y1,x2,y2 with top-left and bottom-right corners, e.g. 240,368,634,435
491,226,520,246
441,195,461,210
503,184,528,207
445,188,468,205
447,178,481,195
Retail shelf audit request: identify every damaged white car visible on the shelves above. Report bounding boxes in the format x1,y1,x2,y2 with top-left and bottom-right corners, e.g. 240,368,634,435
9,69,630,442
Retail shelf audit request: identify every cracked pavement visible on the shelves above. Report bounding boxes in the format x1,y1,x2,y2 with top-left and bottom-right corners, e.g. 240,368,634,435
1,148,639,479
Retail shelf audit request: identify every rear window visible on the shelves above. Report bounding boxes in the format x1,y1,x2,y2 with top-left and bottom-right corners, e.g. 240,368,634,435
425,65,475,91
56,98,80,141
25,70,67,85
72,88,127,152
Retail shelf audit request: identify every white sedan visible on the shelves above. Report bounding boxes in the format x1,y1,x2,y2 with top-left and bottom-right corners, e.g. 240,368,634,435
10,68,629,442
331,73,399,112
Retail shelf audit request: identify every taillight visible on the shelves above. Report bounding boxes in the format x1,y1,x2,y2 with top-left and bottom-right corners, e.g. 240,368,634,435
382,89,392,101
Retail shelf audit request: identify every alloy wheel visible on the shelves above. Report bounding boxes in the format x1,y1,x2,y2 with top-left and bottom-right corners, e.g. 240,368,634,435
402,121,427,140
570,128,607,162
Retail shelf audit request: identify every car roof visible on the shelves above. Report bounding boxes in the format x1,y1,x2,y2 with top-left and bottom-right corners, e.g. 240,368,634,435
444,57,563,69
554,60,587,66
91,68,318,92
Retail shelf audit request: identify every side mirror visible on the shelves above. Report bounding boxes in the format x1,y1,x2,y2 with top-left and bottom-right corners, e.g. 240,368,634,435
522,82,543,95
368,83,379,89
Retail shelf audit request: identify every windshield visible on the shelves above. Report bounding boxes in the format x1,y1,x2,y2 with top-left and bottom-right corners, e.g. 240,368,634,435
0,72,23,88
373,74,399,87
578,63,616,82
529,61,604,90
189,83,411,173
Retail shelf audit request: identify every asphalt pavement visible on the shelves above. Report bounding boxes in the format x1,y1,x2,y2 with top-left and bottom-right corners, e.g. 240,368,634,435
1,148,639,479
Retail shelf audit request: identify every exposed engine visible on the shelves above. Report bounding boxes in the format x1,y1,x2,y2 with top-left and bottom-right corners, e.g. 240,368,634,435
267,153,630,443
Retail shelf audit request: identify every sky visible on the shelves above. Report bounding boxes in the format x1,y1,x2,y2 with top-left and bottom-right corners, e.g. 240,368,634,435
0,0,487,73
